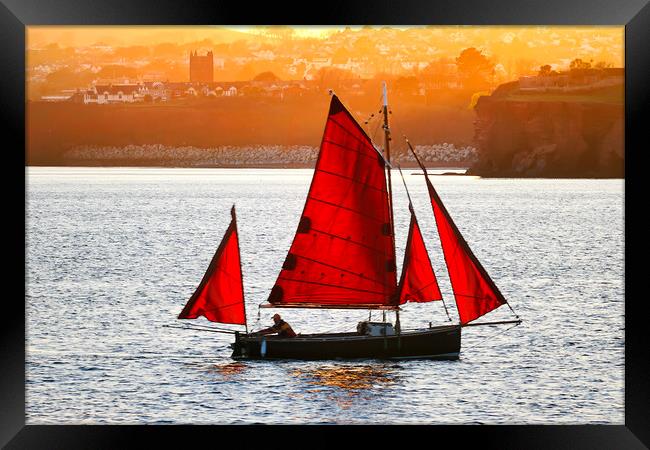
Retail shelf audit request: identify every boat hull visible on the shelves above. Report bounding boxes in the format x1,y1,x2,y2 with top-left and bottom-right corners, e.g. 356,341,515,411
231,325,461,361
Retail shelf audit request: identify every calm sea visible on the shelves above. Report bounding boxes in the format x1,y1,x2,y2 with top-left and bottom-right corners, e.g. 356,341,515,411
25,167,624,424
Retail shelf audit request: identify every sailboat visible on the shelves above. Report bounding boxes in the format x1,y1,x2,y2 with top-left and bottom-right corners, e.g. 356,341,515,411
177,87,521,360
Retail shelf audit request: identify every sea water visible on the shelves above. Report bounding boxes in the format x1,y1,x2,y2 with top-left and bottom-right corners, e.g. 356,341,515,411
25,167,624,424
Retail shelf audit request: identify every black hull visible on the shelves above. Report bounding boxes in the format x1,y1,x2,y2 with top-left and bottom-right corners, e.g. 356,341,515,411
231,325,461,361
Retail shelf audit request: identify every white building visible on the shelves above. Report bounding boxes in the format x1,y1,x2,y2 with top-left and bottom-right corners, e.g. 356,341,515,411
91,84,141,104
223,86,238,97
142,81,168,102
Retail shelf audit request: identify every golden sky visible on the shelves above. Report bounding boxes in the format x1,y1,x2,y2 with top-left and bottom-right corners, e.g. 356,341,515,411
26,25,624,94
27,25,624,69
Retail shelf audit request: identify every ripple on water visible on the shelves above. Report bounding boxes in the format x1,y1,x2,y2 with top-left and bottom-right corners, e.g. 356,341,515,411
26,168,624,424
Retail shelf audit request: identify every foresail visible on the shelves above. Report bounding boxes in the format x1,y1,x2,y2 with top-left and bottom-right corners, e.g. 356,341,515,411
397,208,443,304
268,95,397,307
412,152,506,324
178,206,246,325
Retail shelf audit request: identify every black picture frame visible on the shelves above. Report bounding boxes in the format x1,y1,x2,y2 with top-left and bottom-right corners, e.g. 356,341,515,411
3,0,648,447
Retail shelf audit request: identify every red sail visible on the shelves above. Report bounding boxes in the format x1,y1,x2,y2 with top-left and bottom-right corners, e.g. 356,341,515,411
268,95,397,307
398,208,443,304
413,156,506,324
178,206,246,325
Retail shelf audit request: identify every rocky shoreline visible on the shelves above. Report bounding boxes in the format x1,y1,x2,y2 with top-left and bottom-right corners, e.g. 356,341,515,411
56,143,478,168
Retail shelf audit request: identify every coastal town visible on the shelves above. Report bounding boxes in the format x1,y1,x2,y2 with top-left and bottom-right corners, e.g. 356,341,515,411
38,55,623,106
27,26,623,176
30,26,623,104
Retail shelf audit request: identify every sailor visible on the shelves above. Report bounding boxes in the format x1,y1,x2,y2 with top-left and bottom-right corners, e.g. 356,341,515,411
253,313,297,338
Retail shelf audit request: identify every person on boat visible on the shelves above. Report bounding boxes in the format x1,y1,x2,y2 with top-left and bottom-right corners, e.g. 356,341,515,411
253,314,297,338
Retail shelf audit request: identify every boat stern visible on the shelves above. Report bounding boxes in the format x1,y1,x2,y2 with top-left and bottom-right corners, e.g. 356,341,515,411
230,332,264,360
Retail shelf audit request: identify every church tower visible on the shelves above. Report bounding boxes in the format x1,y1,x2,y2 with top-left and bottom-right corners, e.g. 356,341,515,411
189,50,214,83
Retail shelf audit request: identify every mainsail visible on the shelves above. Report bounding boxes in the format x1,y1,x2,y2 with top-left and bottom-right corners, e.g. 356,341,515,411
409,144,507,324
267,95,398,308
397,205,443,305
178,206,246,325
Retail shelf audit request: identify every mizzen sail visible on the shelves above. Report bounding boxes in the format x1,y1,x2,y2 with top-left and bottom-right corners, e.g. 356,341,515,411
409,145,507,324
178,206,246,325
267,95,397,308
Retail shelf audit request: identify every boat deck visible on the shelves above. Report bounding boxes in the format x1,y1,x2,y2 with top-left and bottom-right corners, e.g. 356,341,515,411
241,324,459,342
232,324,462,360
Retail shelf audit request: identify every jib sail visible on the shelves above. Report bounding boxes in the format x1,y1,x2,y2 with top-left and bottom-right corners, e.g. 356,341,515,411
410,144,507,324
397,205,443,305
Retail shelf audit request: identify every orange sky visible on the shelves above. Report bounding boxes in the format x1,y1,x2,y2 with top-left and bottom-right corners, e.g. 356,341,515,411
26,25,624,68
26,25,624,98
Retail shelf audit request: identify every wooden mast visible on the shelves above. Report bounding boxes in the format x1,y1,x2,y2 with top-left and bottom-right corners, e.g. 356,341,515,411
231,205,249,334
382,82,395,240
382,82,400,335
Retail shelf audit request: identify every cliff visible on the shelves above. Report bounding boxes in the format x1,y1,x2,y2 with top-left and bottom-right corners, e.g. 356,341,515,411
469,82,624,178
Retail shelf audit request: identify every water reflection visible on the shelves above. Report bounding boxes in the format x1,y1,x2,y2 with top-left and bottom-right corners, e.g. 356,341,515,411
292,364,400,410
26,168,625,424
295,364,398,390
207,362,248,379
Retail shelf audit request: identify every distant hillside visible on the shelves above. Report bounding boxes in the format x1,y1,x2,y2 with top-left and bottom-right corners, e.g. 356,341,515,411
26,93,477,166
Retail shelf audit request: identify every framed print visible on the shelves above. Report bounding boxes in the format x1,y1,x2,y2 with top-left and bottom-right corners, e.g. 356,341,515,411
3,0,648,447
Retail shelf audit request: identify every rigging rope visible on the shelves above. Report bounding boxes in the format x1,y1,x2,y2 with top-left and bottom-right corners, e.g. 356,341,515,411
467,321,521,349
506,301,521,320
362,95,385,146
385,106,409,161
253,301,267,328
371,115,383,144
